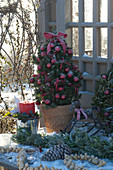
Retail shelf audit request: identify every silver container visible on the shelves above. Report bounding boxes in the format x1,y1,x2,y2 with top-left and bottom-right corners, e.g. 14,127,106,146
17,118,39,134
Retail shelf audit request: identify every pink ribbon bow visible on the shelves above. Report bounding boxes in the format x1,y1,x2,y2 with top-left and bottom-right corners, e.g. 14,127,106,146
60,58,71,70
43,32,67,55
74,108,87,121
54,78,59,90
41,88,55,102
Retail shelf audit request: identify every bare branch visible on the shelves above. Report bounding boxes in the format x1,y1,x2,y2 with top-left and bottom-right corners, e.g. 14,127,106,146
1,47,14,64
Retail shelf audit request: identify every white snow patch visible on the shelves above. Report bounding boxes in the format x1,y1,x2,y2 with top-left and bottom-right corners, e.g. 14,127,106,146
82,53,90,57
2,146,113,170
82,72,89,76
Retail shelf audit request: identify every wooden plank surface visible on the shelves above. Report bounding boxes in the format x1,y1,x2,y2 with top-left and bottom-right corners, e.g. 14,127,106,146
0,160,18,170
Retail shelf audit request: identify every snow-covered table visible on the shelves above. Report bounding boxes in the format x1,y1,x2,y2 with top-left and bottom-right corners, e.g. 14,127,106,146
1,134,113,170
0,134,18,170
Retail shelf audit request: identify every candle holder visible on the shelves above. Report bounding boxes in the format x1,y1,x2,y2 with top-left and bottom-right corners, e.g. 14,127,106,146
19,101,35,114
17,118,40,134
28,118,39,134
27,155,36,164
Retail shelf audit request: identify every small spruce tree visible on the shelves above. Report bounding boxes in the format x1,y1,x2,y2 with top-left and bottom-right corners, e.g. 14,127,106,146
30,32,83,108
92,68,113,132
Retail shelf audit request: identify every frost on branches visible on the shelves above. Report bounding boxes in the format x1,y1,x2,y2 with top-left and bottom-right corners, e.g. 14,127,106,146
30,32,83,108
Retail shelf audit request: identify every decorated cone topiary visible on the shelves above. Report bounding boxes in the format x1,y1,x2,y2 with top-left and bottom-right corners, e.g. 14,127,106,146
30,32,83,108
92,68,113,132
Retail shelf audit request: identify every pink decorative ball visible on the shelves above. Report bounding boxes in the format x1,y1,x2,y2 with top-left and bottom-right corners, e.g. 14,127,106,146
40,46,45,51
104,112,109,116
33,74,37,77
55,46,60,52
54,78,59,86
105,122,108,126
61,95,66,99
38,65,41,70
45,99,50,105
37,57,40,62
65,68,69,72
58,87,63,91
68,83,72,86
73,65,78,69
74,77,79,82
40,86,43,91
29,78,34,83
105,90,109,95
55,94,60,99
51,59,56,64
49,54,53,58
47,63,52,68
45,82,50,87
102,75,106,79
68,49,73,55
41,52,47,56
37,80,41,85
50,43,54,48
68,71,73,78
60,74,66,79
54,82,56,86
36,101,40,105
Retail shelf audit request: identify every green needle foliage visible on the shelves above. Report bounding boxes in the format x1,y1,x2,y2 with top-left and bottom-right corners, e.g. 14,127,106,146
11,128,113,159
64,130,113,159
30,33,83,108
4,111,41,123
92,68,113,133
11,127,64,147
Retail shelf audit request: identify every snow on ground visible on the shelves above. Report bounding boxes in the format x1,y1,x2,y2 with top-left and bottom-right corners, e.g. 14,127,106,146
1,84,34,108
0,133,113,170
1,145,113,170
1,86,113,169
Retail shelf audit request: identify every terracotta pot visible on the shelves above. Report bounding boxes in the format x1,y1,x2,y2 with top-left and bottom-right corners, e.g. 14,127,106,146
40,104,73,133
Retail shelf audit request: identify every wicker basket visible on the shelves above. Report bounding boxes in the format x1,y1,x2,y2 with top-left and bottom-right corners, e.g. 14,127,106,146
40,104,73,133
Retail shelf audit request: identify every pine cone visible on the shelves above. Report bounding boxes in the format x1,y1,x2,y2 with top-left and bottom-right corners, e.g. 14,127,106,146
41,144,72,161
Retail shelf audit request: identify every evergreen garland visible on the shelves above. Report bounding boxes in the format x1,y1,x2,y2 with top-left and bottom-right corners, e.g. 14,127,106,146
11,127,64,147
64,130,113,159
11,128,113,159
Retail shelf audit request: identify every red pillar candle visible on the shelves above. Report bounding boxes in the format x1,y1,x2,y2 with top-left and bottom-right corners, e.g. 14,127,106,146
19,101,35,114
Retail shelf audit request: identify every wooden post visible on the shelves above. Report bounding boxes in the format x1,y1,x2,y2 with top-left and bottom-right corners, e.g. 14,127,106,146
38,0,51,40
38,2,46,40
56,0,65,33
